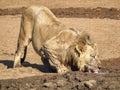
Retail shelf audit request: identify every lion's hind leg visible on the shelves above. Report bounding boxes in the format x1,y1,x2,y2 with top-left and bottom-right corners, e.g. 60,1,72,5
13,15,32,68
13,36,31,68
14,46,27,68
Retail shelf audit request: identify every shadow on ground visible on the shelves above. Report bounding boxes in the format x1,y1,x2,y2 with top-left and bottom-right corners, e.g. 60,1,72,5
0,60,13,68
23,61,57,73
0,60,56,73
23,61,53,73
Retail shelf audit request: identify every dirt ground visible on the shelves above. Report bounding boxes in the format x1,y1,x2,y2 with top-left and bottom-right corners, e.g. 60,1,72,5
0,0,120,90
0,0,120,9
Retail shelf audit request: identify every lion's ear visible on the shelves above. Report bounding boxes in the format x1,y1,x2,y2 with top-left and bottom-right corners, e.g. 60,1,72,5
75,44,86,53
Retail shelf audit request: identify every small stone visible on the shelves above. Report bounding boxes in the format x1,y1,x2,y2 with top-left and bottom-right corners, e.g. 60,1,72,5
74,76,81,82
43,82,56,88
84,80,97,89
64,73,72,82
75,84,83,90
56,80,66,87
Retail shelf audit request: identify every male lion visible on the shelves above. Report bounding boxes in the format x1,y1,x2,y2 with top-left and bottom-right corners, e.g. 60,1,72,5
14,6,100,73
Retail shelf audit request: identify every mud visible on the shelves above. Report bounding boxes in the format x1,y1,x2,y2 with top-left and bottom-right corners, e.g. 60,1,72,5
0,7,120,19
0,58,120,90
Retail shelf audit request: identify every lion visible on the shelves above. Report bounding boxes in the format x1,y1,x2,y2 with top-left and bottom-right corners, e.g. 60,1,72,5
13,6,65,68
13,6,101,74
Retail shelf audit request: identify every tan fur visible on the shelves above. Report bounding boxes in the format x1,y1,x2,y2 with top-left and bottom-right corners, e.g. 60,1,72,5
13,6,65,68
39,28,100,73
13,6,100,74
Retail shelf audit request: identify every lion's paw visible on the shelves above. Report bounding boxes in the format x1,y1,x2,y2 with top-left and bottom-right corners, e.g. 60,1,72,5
57,67,69,74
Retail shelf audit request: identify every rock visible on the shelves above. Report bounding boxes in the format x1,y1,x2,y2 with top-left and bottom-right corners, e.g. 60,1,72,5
56,80,66,87
84,80,97,89
75,84,83,90
74,76,81,82
64,73,72,82
43,82,56,88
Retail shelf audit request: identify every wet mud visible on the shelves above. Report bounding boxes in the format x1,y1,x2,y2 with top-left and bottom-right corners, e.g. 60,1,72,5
0,58,120,90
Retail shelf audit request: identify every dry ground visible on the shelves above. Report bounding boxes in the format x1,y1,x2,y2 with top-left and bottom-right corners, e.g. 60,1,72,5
0,0,120,90
0,0,120,9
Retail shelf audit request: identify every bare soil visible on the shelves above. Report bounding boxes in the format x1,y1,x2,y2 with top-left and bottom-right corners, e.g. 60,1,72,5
0,0,120,90
0,0,120,9
0,7,120,20
0,58,120,90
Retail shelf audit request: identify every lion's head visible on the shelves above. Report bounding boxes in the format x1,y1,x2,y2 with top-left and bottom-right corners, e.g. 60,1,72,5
76,43,100,73
67,30,101,73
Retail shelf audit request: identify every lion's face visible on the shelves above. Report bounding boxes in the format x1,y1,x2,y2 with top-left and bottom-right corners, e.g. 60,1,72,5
76,44,101,73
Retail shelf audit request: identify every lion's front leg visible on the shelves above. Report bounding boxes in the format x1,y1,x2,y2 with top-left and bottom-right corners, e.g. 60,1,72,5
57,64,69,74
50,59,69,74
